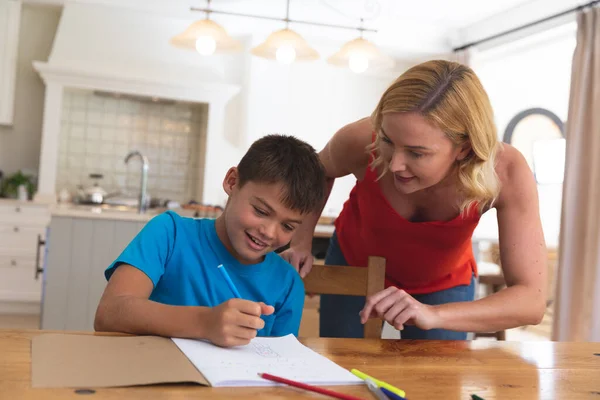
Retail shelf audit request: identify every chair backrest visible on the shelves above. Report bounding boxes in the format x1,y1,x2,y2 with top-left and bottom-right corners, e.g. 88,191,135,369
302,256,386,338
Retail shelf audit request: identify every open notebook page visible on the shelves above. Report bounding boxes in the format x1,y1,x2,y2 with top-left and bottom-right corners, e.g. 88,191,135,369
172,334,363,387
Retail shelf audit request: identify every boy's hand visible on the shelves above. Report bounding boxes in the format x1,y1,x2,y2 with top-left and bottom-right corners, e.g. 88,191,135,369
204,299,274,347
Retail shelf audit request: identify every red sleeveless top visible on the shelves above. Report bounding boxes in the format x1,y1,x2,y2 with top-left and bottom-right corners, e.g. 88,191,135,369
334,162,480,294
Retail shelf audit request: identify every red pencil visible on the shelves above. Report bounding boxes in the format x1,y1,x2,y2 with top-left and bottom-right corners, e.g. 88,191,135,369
258,372,365,400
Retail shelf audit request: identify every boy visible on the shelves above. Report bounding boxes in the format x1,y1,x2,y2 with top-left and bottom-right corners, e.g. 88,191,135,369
94,134,326,347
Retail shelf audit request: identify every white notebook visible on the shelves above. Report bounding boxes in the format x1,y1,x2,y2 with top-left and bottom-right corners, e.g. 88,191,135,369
172,334,363,387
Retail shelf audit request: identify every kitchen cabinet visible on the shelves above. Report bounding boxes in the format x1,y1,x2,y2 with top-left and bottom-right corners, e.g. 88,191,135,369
41,215,147,330
0,200,49,313
0,0,21,125
41,208,335,332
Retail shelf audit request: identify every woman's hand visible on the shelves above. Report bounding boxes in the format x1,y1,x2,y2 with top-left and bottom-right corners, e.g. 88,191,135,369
360,287,440,331
279,247,315,278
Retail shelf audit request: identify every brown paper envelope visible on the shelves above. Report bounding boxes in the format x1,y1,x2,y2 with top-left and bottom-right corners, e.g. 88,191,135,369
31,333,208,388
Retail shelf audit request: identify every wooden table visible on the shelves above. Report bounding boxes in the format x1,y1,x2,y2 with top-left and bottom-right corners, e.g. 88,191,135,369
2,329,600,399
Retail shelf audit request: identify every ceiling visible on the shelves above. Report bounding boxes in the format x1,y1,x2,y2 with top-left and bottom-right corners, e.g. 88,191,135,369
26,0,584,59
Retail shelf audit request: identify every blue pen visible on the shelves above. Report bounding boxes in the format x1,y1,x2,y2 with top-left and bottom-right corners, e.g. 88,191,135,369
381,387,406,400
217,264,242,298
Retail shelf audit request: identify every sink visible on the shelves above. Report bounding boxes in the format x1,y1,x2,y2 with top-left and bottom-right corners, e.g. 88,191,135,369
94,204,138,213
91,204,163,215
58,203,163,216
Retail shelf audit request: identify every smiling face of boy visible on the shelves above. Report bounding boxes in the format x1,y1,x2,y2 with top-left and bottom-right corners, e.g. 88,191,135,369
215,167,306,265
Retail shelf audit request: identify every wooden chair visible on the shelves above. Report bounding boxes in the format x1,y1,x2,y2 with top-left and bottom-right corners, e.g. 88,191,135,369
474,243,557,341
474,273,507,340
302,256,386,338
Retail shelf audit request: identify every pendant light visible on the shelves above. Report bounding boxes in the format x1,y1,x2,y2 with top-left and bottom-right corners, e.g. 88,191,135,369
170,0,242,56
327,20,394,73
250,0,319,64
173,0,394,71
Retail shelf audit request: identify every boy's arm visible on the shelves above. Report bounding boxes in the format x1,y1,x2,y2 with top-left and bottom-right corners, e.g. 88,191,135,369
94,264,272,347
269,275,306,336
95,264,206,338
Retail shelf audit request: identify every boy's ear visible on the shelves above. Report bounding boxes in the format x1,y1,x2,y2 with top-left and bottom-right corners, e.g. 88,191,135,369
223,167,239,195
456,142,472,161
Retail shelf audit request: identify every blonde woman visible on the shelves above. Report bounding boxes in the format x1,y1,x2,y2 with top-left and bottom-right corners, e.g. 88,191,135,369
282,60,547,339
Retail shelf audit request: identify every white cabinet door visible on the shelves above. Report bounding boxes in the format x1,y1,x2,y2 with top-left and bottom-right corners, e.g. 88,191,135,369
0,0,21,125
41,216,146,331
0,201,49,310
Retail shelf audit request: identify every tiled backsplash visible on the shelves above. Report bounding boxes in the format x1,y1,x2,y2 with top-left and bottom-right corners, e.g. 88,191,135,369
56,90,208,203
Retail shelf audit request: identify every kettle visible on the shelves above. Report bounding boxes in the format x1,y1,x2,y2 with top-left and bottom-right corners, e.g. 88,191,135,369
79,174,108,204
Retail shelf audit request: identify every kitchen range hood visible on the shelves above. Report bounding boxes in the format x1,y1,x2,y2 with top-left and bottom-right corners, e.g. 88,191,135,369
33,2,244,206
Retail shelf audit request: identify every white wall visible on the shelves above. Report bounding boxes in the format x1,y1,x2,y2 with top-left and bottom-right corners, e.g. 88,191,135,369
47,3,243,85
0,5,61,178
39,2,409,210
242,41,404,215
56,90,207,204
471,23,576,247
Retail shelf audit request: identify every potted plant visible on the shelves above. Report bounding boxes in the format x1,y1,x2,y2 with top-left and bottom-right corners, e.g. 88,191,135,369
0,170,36,200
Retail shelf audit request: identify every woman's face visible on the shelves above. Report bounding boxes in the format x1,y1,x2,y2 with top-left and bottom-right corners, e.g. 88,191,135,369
379,112,469,194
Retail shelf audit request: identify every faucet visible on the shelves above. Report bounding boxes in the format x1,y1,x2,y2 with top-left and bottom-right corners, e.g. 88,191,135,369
124,150,149,214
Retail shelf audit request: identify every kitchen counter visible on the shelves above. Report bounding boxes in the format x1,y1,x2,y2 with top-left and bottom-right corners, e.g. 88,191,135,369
0,198,50,207
49,203,336,238
50,203,184,222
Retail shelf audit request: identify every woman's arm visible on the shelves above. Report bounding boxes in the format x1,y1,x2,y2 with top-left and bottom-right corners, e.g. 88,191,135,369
434,145,547,331
282,117,372,275
360,145,547,333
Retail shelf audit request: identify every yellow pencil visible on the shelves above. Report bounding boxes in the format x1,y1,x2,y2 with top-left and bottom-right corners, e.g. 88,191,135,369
350,369,406,398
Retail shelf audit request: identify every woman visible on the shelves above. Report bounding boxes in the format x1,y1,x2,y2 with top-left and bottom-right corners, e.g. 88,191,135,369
282,60,547,340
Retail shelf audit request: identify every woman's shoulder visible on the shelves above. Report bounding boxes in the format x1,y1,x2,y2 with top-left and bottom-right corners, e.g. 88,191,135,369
494,143,529,180
322,117,374,178
333,117,374,151
493,143,537,208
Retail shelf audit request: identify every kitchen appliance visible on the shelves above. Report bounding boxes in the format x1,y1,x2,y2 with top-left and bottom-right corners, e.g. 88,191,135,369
76,174,108,204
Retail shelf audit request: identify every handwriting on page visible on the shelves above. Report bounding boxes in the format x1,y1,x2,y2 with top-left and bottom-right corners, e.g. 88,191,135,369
250,342,280,358
171,334,363,387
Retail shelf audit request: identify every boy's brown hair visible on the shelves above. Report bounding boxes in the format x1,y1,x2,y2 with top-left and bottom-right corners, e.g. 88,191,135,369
237,134,327,214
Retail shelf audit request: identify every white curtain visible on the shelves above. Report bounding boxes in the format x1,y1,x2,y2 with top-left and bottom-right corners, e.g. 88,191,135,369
552,7,600,342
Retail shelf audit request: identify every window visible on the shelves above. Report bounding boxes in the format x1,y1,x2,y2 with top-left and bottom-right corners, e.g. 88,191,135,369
503,108,565,185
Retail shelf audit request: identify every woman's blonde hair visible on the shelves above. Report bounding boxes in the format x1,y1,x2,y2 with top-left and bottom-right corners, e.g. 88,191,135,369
369,59,500,214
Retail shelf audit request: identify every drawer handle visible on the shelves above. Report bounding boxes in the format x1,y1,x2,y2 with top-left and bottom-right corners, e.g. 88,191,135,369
13,226,19,233
35,234,46,280
11,259,17,267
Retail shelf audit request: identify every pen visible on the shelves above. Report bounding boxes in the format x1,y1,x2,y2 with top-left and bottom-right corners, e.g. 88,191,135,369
364,378,388,400
258,373,366,400
350,369,406,398
217,264,242,298
381,387,406,400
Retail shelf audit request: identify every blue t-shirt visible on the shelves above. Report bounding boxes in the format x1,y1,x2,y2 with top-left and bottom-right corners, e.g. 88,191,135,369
105,211,305,336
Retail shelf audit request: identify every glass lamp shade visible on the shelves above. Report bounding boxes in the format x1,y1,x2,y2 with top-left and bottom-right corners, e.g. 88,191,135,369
327,37,394,73
170,19,242,55
251,28,320,63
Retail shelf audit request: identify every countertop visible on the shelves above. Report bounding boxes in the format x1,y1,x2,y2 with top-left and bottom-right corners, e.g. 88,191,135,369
0,198,51,208
50,203,188,222
49,203,336,238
